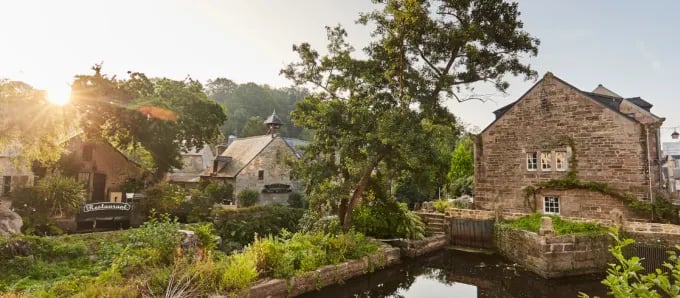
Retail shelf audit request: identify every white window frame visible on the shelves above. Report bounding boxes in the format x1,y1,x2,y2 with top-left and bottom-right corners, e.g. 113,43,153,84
555,151,568,172
541,152,552,171
544,196,560,215
527,152,538,171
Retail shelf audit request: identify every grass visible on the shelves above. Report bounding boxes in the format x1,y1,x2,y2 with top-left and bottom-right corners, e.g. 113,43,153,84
505,213,606,235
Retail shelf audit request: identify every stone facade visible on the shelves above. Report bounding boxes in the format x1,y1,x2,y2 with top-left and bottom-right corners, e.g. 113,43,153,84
495,224,612,278
475,72,663,220
64,137,147,202
208,135,302,206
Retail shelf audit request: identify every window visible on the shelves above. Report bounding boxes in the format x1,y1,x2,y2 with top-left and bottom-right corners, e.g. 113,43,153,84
258,170,264,180
544,196,560,214
82,145,93,161
527,152,538,171
1,176,10,196
555,151,567,171
541,152,552,171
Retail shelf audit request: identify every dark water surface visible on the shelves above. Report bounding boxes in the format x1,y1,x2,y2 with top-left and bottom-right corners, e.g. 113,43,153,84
300,249,608,298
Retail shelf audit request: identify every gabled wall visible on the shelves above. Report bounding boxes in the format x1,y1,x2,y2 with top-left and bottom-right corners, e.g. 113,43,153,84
475,74,659,219
232,136,301,205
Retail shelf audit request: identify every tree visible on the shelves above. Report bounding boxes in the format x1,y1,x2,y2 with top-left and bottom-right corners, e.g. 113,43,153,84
240,116,265,137
0,80,75,166
448,134,474,196
70,66,227,179
283,0,539,231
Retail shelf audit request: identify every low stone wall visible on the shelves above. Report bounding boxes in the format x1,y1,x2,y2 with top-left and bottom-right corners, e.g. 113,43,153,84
235,246,401,298
495,224,612,278
623,221,680,246
389,234,447,258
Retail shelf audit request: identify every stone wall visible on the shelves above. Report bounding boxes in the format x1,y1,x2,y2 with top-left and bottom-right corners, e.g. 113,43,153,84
623,221,680,246
475,73,659,218
236,246,401,298
389,234,447,258
232,137,301,206
495,224,612,278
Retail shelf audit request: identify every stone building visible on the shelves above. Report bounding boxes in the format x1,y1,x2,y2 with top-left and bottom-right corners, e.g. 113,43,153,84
61,136,148,202
167,145,215,188
204,111,304,206
475,72,664,220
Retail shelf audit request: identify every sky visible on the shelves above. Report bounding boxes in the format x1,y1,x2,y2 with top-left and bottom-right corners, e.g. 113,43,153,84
1,0,679,140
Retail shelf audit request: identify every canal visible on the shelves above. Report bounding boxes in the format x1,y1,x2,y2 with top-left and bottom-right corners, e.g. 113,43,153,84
300,249,608,298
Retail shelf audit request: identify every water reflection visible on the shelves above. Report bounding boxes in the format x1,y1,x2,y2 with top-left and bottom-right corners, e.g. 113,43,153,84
300,249,607,298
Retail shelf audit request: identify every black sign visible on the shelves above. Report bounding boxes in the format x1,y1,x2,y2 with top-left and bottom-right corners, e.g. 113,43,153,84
83,202,131,213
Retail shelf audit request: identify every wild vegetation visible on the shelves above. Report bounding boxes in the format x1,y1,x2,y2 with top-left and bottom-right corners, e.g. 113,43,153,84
0,213,379,297
504,213,606,235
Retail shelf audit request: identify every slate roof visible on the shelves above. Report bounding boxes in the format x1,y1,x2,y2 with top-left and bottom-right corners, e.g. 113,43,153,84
491,74,656,122
214,135,277,178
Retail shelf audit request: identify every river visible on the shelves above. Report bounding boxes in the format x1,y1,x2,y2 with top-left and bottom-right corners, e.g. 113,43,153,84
300,249,608,298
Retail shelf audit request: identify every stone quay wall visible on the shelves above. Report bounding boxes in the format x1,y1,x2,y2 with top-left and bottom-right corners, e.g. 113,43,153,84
495,224,612,278
389,234,448,258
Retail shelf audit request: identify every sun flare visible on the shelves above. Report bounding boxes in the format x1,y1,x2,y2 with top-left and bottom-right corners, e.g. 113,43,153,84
46,84,72,106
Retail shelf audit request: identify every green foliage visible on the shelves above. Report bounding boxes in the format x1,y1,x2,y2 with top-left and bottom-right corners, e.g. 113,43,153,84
0,80,75,166
237,189,260,207
203,181,234,204
298,211,342,235
580,228,680,298
139,182,187,217
448,136,475,197
70,65,227,179
433,199,453,213
113,213,182,273
213,205,304,251
287,192,306,208
284,0,538,230
36,175,85,217
505,213,606,235
249,231,379,279
189,223,218,254
205,78,310,139
352,198,425,240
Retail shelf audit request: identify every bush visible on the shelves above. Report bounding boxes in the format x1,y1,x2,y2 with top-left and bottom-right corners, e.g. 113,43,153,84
203,182,234,204
213,205,304,251
505,213,606,235
433,199,453,213
248,230,379,279
237,189,259,207
139,183,187,218
352,198,425,240
11,175,84,235
287,192,306,208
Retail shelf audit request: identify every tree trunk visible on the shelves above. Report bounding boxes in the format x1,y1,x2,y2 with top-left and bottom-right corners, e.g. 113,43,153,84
341,156,383,232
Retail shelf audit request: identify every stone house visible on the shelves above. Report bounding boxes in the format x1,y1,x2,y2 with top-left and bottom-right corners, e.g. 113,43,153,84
475,72,664,220
203,111,304,206
60,136,149,202
167,145,215,188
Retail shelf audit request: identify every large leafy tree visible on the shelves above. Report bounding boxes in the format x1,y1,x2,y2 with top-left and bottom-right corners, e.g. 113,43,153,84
0,80,75,165
70,66,227,179
283,0,539,230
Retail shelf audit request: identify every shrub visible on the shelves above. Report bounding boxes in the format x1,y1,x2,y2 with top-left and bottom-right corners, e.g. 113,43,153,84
139,183,187,218
287,192,306,208
352,198,425,240
237,189,259,207
248,230,379,279
213,205,304,251
190,252,258,295
433,199,453,213
203,182,234,204
36,175,85,217
506,213,605,235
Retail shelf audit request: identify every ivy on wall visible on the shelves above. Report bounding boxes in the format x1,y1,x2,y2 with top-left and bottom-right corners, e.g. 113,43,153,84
521,136,677,222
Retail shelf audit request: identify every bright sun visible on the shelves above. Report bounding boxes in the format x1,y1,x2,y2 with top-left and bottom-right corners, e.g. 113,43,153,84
46,84,72,106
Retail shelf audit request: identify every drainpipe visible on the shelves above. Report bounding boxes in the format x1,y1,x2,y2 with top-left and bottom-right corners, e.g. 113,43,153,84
656,126,663,192
645,125,654,204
